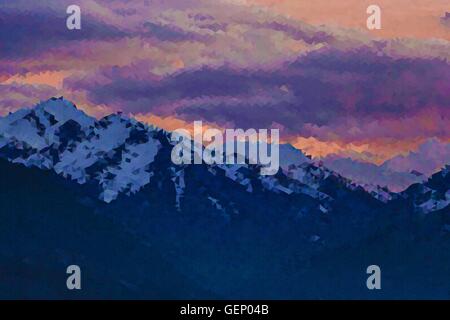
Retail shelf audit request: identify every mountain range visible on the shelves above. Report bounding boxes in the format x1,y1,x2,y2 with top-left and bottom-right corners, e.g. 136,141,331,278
0,97,449,299
323,138,450,192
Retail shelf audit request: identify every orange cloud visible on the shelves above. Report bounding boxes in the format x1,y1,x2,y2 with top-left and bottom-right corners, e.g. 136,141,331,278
2,71,68,89
291,135,448,164
134,113,221,136
246,0,450,41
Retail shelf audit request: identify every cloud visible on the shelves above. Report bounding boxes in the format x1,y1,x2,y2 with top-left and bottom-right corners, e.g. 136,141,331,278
442,12,450,28
0,0,338,83
64,46,450,146
0,2,127,59
0,83,59,114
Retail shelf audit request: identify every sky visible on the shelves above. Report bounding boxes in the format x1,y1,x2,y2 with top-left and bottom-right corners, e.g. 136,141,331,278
0,0,449,165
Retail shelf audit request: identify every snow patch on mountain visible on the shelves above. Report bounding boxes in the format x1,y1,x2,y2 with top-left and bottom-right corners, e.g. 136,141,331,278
401,165,450,214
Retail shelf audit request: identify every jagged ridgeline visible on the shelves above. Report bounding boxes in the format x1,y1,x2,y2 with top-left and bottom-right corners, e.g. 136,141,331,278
0,97,449,299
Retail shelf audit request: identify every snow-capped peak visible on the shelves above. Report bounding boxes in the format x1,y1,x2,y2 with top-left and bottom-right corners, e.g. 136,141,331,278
34,96,95,128
0,97,161,203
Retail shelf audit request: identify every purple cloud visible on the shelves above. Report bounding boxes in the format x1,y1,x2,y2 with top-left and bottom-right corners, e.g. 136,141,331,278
64,47,450,144
0,4,129,59
441,12,450,27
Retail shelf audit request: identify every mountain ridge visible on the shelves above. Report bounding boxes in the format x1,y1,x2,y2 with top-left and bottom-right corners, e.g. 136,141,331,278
0,97,448,215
